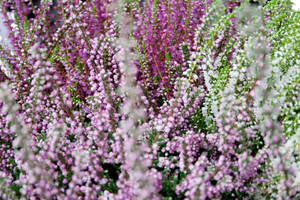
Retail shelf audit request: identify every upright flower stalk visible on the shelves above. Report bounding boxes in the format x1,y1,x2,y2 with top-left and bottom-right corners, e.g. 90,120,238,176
106,0,162,199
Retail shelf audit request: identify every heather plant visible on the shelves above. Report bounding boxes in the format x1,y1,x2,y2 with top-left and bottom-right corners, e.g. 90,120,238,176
0,0,299,199
130,0,243,106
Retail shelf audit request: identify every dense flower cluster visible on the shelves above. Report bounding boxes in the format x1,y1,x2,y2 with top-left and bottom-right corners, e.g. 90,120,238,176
0,0,299,199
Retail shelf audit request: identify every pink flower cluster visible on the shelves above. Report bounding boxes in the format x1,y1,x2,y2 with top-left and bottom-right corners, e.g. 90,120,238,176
0,0,296,199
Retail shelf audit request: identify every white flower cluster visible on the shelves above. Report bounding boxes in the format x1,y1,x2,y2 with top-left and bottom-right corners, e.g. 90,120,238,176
268,128,300,198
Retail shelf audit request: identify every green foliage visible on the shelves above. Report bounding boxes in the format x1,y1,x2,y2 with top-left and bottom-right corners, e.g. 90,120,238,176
67,81,83,109
0,159,23,199
68,133,75,142
221,190,254,200
93,5,97,16
189,104,208,133
154,0,158,10
100,163,121,193
13,13,19,24
180,43,190,75
23,17,29,38
36,130,46,141
159,169,185,199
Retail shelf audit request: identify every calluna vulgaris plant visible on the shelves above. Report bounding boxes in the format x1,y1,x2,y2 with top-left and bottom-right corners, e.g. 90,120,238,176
0,0,299,199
